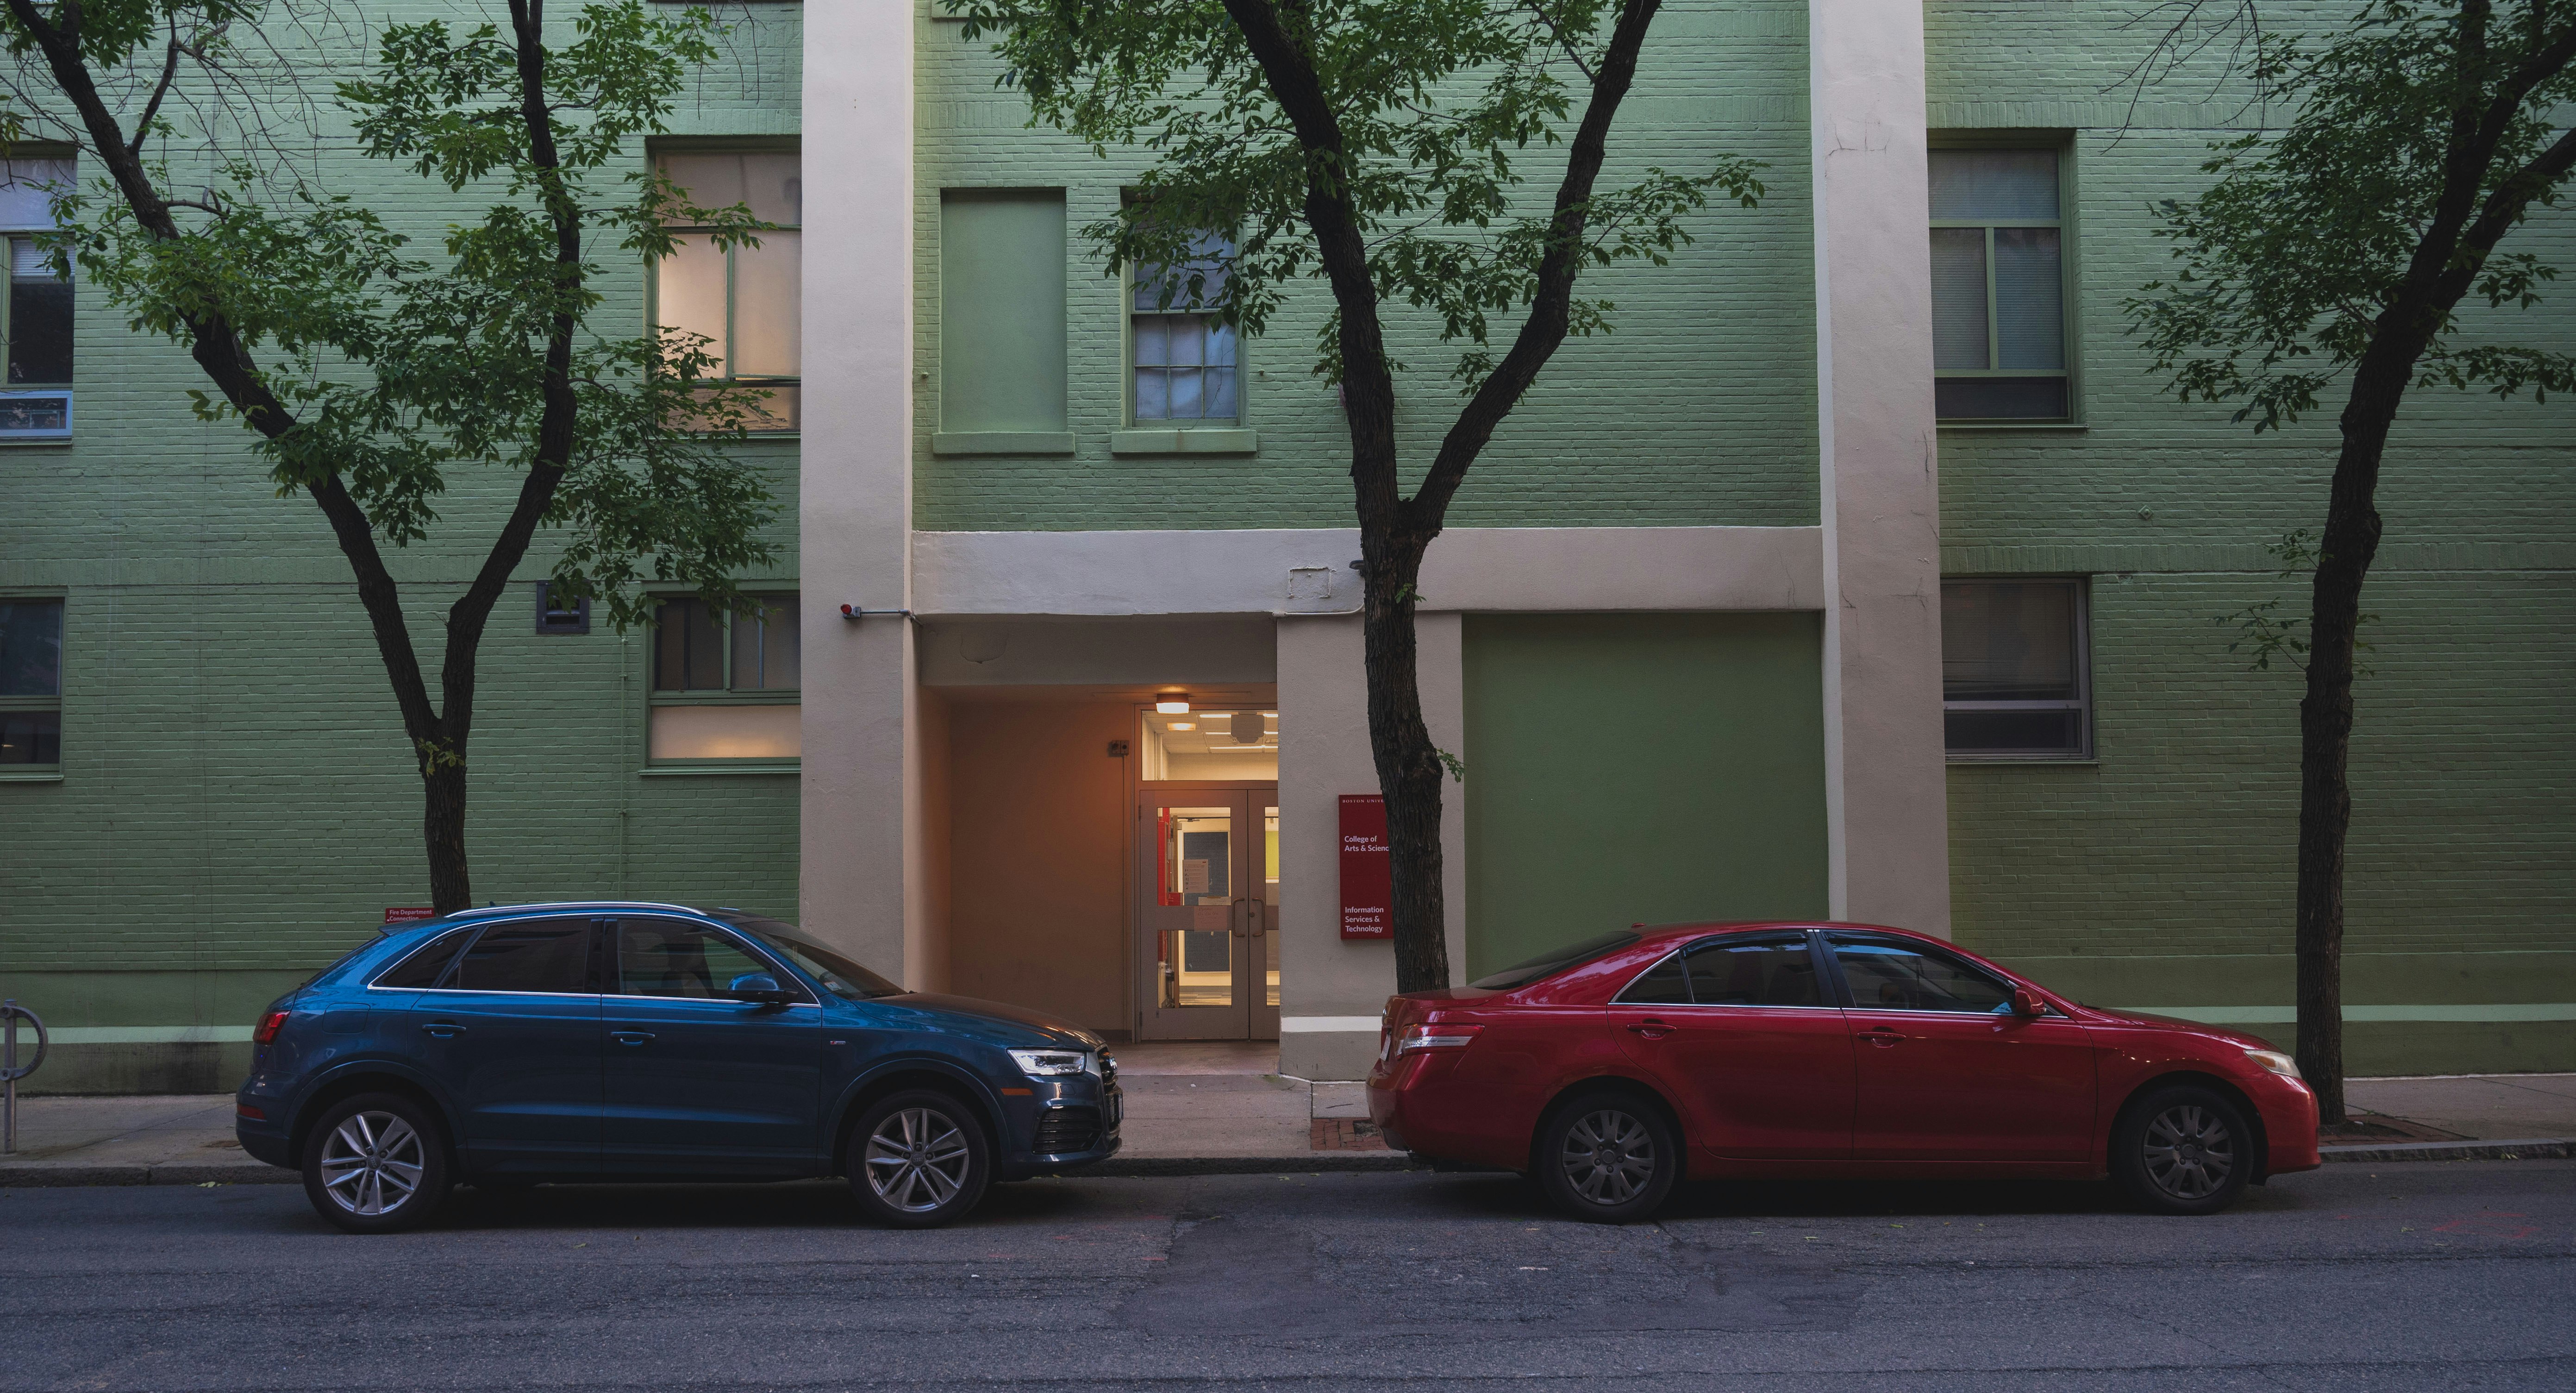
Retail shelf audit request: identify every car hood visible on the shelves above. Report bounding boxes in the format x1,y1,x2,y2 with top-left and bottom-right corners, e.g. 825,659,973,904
884,992,1104,1049
2081,1005,2280,1051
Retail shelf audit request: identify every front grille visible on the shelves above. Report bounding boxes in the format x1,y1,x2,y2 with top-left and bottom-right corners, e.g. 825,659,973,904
1034,1106,1102,1154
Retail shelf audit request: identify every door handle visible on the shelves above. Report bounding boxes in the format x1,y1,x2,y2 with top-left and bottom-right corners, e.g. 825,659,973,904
1625,1019,1673,1040
420,1023,465,1039
1863,1026,1906,1047
610,1030,655,1047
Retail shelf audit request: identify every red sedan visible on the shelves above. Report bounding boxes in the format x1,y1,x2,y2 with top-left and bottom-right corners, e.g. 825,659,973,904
1369,922,2320,1221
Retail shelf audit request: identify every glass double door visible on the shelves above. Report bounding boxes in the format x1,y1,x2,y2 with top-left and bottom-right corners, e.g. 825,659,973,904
1138,787,1280,1040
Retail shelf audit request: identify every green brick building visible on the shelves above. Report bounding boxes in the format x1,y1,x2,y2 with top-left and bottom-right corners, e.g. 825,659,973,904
0,1,2567,1092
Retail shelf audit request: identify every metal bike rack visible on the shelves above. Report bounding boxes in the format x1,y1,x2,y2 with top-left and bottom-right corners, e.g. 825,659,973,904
2,999,47,1155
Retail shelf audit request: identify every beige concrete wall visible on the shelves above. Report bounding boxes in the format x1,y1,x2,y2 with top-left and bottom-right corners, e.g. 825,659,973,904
1275,614,1467,1081
943,700,1137,1034
1811,0,1953,934
799,0,917,969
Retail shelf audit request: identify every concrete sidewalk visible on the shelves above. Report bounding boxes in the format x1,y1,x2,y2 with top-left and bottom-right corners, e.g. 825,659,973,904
4,1064,2568,1187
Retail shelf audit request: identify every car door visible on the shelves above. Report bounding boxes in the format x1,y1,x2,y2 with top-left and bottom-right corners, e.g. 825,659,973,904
601,915,825,1176
1607,933,1855,1160
1826,932,2098,1163
380,916,604,1177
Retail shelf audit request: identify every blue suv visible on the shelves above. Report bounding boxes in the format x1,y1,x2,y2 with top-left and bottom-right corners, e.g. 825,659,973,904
234,902,1122,1232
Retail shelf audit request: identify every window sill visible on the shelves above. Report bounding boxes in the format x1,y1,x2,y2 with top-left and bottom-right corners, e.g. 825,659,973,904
641,761,801,777
1111,428,1259,456
932,431,1077,456
0,436,72,448
1946,756,2100,767
1937,422,2089,433
0,769,64,782
650,693,802,706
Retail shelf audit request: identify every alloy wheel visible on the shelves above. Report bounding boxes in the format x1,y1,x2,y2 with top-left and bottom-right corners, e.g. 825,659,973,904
1559,1109,1656,1207
2140,1103,2235,1199
864,1107,972,1213
318,1110,426,1217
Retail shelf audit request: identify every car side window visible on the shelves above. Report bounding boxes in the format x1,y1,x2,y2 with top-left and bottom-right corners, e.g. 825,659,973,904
1828,936,2013,1013
373,927,480,989
617,917,794,1000
1614,953,1691,1004
1682,937,1825,1007
448,919,597,994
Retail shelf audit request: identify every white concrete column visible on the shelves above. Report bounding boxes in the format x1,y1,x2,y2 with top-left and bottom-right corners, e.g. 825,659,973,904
1275,613,1467,1080
800,4,921,973
1811,0,1952,933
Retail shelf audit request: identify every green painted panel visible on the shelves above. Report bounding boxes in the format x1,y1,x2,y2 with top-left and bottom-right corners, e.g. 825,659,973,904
939,190,1068,433
1462,613,1828,980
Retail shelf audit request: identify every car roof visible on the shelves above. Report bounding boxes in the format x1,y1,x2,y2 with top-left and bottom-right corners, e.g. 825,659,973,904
385,900,726,931
1625,920,1933,946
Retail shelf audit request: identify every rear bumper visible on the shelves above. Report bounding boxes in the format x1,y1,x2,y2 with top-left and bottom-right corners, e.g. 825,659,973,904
233,1077,296,1170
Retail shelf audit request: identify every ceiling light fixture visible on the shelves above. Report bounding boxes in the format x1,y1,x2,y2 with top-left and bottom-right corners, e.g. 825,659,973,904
1168,722,1194,731
1155,691,1191,714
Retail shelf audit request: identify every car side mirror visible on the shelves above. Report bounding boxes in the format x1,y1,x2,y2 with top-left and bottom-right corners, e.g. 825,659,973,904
726,973,792,1004
2011,987,2045,1017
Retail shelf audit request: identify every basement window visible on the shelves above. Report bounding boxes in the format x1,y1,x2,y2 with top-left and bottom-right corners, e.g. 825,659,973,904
647,593,800,768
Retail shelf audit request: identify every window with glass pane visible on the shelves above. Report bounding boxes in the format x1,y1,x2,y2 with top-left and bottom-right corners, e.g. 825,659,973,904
0,156,73,439
649,592,800,763
1132,230,1239,423
1942,578,2090,758
1929,148,2068,421
654,149,800,433
0,597,62,768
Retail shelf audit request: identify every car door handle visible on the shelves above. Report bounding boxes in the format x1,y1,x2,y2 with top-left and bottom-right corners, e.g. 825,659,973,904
1626,1019,1673,1040
1863,1026,1906,1047
420,1023,465,1039
610,1030,655,1047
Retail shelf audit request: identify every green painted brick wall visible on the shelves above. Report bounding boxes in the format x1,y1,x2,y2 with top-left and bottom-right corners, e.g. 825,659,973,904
1927,1,2576,1072
912,3,1822,532
1461,612,1830,981
0,2,807,1088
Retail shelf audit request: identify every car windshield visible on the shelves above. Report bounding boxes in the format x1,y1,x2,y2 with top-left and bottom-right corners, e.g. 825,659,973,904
717,913,909,1001
1467,930,1642,990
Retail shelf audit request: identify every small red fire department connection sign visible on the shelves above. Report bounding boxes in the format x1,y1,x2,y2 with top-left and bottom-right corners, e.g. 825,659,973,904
1338,794,1391,940
383,907,436,925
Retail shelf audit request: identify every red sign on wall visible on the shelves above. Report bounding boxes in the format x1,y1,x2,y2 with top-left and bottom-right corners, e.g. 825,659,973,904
383,907,436,925
1338,794,1391,940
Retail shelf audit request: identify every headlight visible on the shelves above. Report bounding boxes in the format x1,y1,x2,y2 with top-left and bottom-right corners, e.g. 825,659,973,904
2243,1048,2302,1079
1009,1048,1094,1078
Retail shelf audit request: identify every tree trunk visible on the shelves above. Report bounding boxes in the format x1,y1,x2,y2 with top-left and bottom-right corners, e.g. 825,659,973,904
2295,355,2407,1126
1362,534,1452,993
424,757,473,915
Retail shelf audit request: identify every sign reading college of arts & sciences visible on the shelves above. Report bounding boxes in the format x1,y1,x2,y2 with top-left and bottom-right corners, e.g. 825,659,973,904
1338,794,1391,940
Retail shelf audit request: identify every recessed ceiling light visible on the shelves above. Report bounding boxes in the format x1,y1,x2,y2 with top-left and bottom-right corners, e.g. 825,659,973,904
1169,722,1194,731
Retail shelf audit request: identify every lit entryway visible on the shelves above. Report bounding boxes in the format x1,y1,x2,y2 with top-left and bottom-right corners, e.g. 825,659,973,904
1138,786,1280,1041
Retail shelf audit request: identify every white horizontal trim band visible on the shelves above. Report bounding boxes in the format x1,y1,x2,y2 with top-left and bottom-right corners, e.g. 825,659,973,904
2130,1005,2576,1024
1278,1016,1383,1033
37,1026,255,1044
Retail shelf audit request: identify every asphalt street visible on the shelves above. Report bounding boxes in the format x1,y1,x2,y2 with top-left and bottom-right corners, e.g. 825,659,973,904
3,1161,2570,1392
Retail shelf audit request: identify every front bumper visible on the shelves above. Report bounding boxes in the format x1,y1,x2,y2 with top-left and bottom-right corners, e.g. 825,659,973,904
998,1081,1123,1179
2250,1072,2323,1177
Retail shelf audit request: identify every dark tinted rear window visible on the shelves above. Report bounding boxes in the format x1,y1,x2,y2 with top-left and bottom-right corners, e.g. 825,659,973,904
373,927,478,989
1684,937,1823,1007
1468,931,1641,991
450,919,595,993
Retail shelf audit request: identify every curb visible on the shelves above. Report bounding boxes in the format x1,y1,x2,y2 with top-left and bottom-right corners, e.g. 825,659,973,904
0,1163,297,1188
1039,1153,1421,1178
2318,1137,2573,1164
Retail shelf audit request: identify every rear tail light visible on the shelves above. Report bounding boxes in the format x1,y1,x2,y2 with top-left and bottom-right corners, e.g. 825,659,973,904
1395,1024,1484,1055
235,1103,266,1121
253,1010,289,1045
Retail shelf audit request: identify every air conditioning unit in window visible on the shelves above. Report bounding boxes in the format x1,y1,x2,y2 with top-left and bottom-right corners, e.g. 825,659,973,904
0,389,69,439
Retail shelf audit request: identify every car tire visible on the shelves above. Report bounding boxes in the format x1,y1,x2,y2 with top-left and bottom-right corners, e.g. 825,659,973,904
1533,1091,1680,1224
2110,1083,2254,1216
847,1089,993,1229
300,1092,451,1234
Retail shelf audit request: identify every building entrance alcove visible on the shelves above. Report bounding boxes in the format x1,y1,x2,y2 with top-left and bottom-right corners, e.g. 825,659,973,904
931,670,1279,1047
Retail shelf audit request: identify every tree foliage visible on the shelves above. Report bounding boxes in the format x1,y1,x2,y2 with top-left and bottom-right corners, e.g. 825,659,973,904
956,0,1760,392
0,1,784,908
2127,0,2576,431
